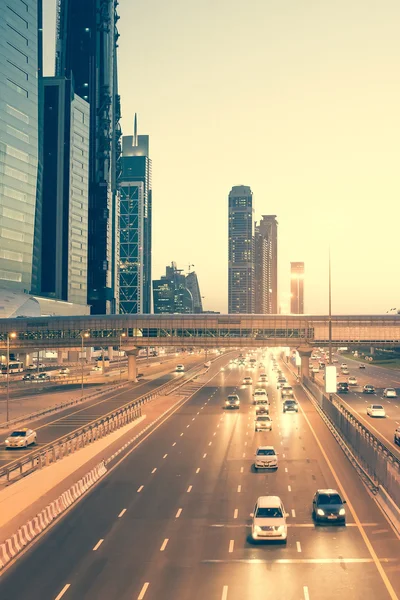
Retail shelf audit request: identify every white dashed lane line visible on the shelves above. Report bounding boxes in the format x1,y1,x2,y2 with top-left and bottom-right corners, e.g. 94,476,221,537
196,468,200,473
118,508,127,518
292,509,296,518
137,485,144,493
297,541,302,553
303,585,310,600
203,453,207,458
54,584,71,600
138,582,150,599
175,508,183,518
288,485,292,492
187,485,192,493
163,454,168,459
151,468,157,474
221,585,229,600
229,540,234,553
172,442,176,446
92,539,104,551
160,538,169,552
237,485,241,493
240,466,244,473
234,509,238,519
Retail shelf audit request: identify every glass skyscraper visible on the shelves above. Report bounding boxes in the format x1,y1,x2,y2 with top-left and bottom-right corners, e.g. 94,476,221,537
0,0,39,293
153,263,194,315
228,185,255,313
255,215,278,314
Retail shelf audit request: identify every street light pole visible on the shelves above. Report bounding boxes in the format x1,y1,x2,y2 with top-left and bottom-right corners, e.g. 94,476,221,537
6,332,16,422
80,332,89,398
119,332,126,380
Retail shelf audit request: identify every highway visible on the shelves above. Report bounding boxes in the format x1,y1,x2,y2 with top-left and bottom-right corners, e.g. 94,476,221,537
313,354,400,455
0,354,206,472
0,352,398,600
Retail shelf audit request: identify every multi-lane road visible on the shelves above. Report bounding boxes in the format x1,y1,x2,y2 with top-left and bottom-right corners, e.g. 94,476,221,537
313,354,400,455
0,352,398,599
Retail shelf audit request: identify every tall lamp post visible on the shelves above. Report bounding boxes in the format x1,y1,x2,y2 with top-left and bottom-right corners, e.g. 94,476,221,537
80,332,90,398
119,332,126,380
6,332,17,422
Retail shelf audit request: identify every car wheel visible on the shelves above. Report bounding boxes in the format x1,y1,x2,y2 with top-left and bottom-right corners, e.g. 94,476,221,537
254,466,258,472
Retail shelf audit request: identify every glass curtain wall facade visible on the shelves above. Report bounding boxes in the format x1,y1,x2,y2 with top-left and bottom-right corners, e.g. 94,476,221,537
0,0,39,293
290,261,305,314
153,263,194,314
56,0,121,314
255,215,278,314
228,185,255,314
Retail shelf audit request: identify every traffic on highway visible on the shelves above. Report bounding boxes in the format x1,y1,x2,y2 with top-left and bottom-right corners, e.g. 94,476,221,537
0,349,398,599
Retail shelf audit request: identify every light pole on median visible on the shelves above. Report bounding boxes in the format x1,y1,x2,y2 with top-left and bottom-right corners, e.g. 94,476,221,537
119,332,126,380
80,331,90,398
6,332,17,422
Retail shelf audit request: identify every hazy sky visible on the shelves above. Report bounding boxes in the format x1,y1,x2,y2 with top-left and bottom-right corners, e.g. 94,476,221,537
43,0,400,315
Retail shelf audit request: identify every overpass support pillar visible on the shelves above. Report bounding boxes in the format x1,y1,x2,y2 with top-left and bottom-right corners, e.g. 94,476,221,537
108,346,114,360
298,348,313,382
127,349,138,382
370,347,375,355
68,350,79,362
85,347,92,362
18,352,31,368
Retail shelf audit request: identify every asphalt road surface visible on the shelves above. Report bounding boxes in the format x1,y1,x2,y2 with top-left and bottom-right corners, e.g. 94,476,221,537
0,352,398,600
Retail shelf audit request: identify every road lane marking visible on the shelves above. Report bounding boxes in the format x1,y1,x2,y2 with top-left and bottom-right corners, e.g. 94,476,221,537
118,509,127,518
304,586,310,600
203,558,396,564
237,485,241,492
283,453,286,458
221,586,228,600
213,432,217,436
209,442,212,446
160,538,169,551
296,541,302,553
187,485,192,492
229,540,234,553
203,453,207,458
196,468,200,473
151,468,157,474
187,424,190,428
242,452,246,458
137,485,144,492
234,509,238,519
55,584,71,600
240,466,244,473
285,467,288,472
288,485,292,492
244,441,247,446
93,539,104,551
192,417,195,421
180,433,184,436
298,394,399,599
163,454,168,459
138,582,149,599
175,508,182,518
172,442,176,446
291,509,296,518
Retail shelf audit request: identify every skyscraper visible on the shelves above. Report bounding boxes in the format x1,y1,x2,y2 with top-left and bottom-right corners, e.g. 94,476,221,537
40,77,89,305
254,215,278,314
56,0,121,314
228,185,255,314
0,0,39,293
186,270,203,313
153,263,194,314
290,262,305,314
119,116,152,314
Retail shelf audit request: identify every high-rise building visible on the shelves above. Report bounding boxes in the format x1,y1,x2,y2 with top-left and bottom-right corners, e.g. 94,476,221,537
40,77,89,305
119,116,152,314
56,0,121,314
228,185,255,314
153,263,195,314
0,0,40,293
186,270,203,313
290,262,304,314
254,215,278,314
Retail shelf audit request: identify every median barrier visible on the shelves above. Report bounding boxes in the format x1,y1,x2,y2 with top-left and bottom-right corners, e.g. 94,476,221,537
0,461,107,570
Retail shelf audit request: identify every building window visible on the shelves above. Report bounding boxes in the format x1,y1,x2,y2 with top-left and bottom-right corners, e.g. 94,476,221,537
1,228,24,242
6,145,29,162
4,165,28,183
6,124,29,143
0,249,23,262
0,269,22,283
3,187,27,203
3,207,25,222
6,104,29,124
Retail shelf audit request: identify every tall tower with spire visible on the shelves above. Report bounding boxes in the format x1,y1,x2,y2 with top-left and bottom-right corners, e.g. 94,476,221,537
119,116,152,313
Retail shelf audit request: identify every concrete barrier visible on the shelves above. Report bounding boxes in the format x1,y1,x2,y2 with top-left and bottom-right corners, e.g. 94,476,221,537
0,461,106,570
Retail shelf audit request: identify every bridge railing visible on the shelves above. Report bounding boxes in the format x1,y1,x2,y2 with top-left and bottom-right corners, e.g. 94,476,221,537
303,376,400,508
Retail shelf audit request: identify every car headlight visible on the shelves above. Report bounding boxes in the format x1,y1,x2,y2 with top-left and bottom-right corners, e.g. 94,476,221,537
339,508,346,516
225,401,229,405
18,440,25,446
317,508,325,516
253,525,262,533
276,525,285,532
5,439,9,444
235,400,239,405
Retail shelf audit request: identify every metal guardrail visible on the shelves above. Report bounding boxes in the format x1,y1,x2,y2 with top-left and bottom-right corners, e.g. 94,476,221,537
0,364,204,484
303,375,400,507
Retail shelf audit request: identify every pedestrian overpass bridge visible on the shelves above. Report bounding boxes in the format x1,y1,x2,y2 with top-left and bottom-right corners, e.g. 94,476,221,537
0,314,399,351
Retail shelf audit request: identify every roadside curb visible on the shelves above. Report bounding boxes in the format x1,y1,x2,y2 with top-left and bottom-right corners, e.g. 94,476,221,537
0,461,107,570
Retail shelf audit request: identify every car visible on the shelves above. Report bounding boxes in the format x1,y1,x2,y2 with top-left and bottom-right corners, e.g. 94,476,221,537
225,394,240,409
311,366,319,373
366,404,386,418
337,382,349,393
341,368,349,375
256,404,269,416
35,373,50,381
175,364,185,372
22,373,35,381
243,376,252,385
283,399,298,413
363,385,375,394
348,376,357,386
259,373,268,383
312,489,346,524
341,363,348,369
277,377,286,389
254,415,273,432
91,365,102,372
26,364,36,370
251,495,287,542
254,446,278,470
394,427,400,446
383,388,397,398
5,428,37,449
59,367,70,375
359,363,366,369
332,358,338,363
281,385,294,399
253,389,268,404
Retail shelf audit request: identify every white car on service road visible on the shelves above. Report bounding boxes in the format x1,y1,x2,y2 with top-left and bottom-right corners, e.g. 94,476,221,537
176,364,185,372
383,388,397,398
366,404,386,418
251,495,287,542
5,428,37,448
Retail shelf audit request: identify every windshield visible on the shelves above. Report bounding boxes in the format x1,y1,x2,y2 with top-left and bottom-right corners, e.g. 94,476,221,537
256,417,270,422
372,405,383,409
256,507,283,518
227,396,238,401
256,448,274,455
11,431,26,437
317,494,342,505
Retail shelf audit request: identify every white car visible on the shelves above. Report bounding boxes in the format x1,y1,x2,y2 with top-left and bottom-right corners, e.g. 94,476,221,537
254,446,277,469
383,388,397,398
5,428,37,448
59,367,70,375
243,376,252,385
176,364,185,372
251,495,288,542
341,363,348,369
254,415,273,432
366,404,386,418
348,376,357,386
253,388,268,402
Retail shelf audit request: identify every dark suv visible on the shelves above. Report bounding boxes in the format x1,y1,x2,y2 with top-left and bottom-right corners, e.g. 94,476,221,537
283,399,298,413
337,382,349,393
312,489,346,524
